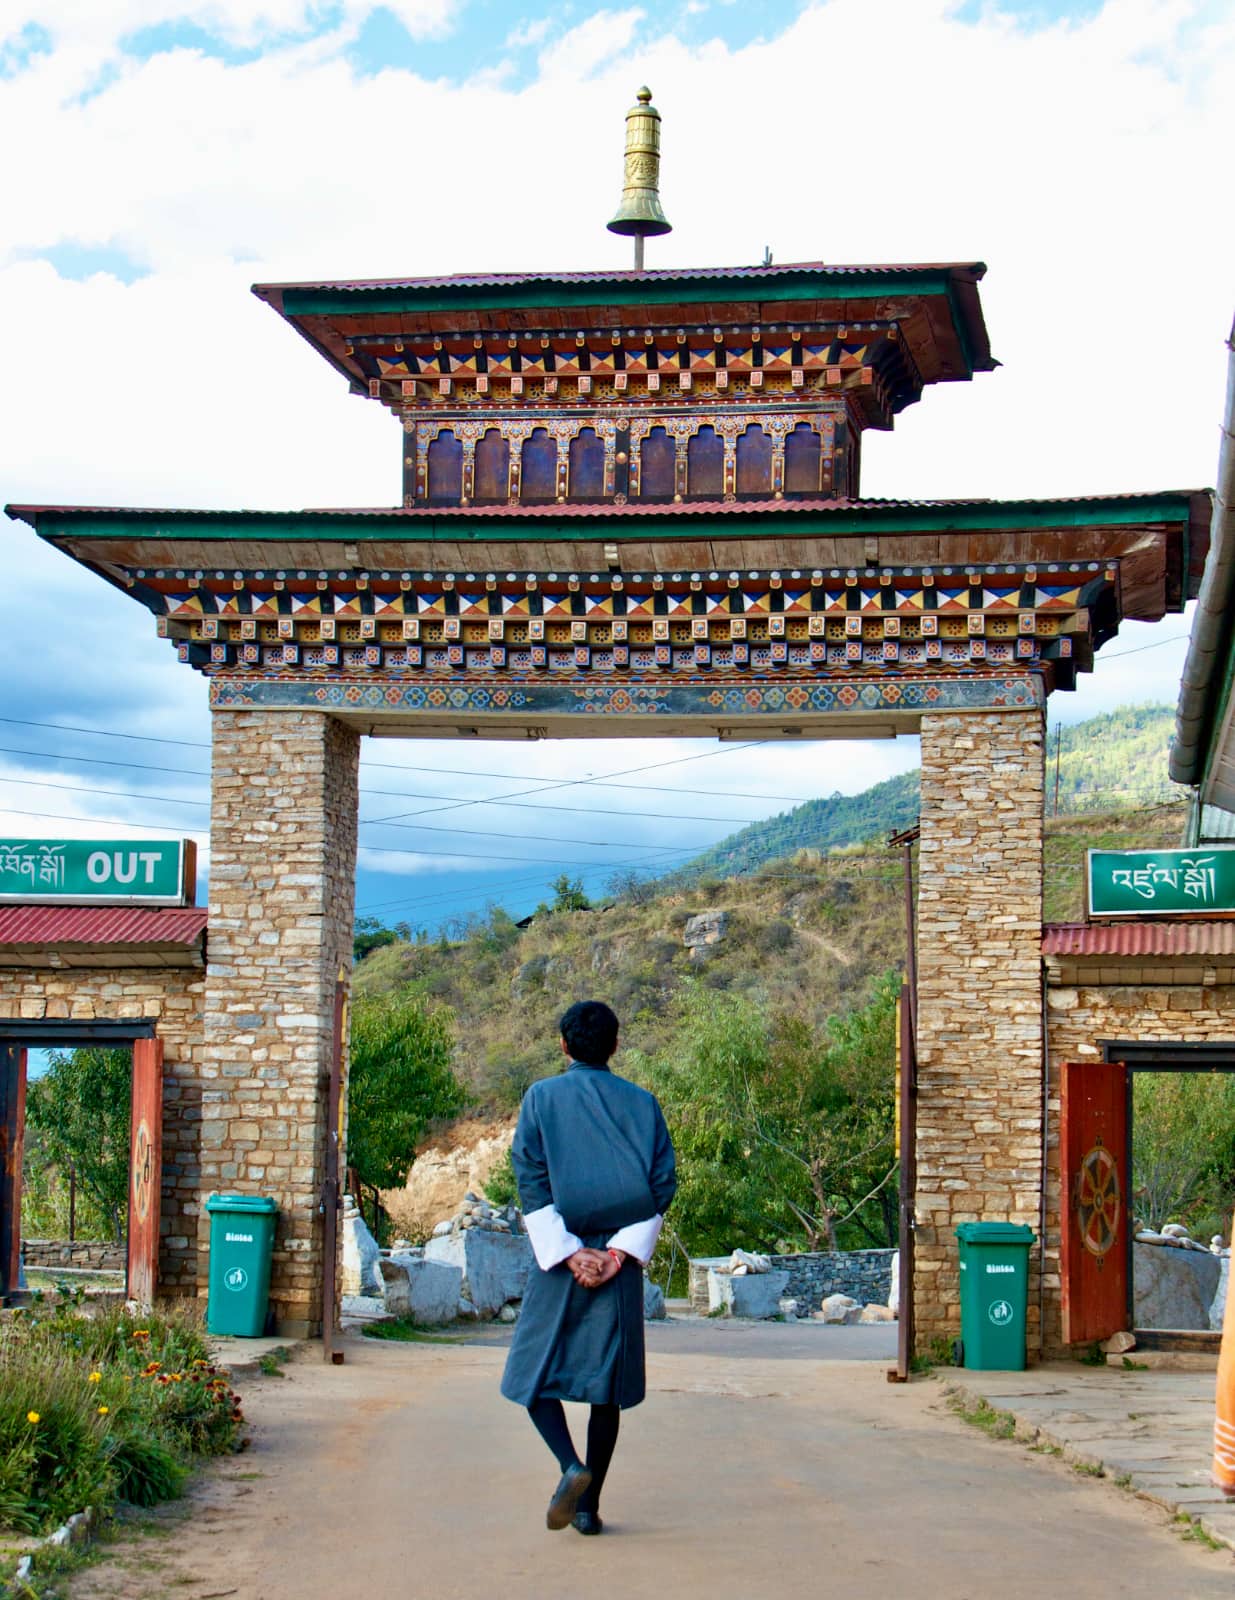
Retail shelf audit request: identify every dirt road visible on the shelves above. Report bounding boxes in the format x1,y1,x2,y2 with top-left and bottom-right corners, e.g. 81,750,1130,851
68,1320,1233,1600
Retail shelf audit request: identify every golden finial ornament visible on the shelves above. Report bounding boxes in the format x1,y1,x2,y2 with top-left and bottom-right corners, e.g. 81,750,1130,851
607,86,672,270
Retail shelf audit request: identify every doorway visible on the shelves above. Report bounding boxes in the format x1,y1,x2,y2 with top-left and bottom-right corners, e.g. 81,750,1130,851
1061,1042,1235,1350
0,1020,163,1307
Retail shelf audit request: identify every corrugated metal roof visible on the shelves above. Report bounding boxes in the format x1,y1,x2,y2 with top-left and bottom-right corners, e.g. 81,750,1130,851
0,906,207,947
1042,921,1235,957
5,492,1204,523
253,261,986,295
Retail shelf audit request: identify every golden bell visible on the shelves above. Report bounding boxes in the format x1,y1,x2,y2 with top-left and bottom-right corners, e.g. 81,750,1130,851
607,87,672,240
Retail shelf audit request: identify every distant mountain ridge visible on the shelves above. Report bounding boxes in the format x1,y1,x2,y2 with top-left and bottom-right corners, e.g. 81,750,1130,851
669,703,1182,885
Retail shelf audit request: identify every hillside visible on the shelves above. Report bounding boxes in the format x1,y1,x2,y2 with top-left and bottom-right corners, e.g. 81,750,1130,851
668,703,1183,885
356,798,1188,1115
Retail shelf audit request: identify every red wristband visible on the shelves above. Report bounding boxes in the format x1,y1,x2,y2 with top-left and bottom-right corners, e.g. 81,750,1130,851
608,1248,625,1267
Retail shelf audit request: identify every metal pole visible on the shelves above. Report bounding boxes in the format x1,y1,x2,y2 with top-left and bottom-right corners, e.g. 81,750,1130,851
321,970,346,1365
902,841,917,1038
633,236,644,272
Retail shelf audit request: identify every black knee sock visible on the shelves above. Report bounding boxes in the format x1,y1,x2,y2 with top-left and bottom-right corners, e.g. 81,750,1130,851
578,1404,620,1512
527,1399,580,1473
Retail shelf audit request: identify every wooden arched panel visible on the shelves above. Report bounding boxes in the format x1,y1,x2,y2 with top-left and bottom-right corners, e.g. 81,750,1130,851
736,425,773,497
687,426,724,498
568,428,605,501
784,423,823,496
639,426,675,500
521,428,557,502
473,430,511,503
426,431,463,505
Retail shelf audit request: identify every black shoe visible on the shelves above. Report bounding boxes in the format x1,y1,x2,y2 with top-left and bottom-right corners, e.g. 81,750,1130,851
572,1510,604,1536
546,1463,592,1530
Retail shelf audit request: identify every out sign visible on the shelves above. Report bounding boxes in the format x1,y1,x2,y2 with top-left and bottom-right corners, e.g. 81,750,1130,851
87,850,166,888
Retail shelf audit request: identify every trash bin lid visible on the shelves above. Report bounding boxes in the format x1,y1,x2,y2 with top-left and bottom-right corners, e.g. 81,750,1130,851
955,1221,1035,1245
205,1192,279,1215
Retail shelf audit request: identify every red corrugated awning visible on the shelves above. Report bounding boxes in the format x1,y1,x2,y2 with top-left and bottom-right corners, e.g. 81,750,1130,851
0,905,207,969
1042,921,1235,957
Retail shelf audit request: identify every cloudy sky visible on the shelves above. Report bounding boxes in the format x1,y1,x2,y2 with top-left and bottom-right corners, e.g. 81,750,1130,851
0,0,1231,931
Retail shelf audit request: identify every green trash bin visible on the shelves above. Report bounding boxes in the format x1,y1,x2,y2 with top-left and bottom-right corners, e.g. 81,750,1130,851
955,1221,1035,1371
205,1194,278,1337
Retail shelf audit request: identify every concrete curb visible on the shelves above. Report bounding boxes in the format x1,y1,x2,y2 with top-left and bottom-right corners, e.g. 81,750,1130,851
943,1376,1235,1556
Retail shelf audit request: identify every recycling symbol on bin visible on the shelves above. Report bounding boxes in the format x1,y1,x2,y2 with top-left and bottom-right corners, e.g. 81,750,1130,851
224,1266,249,1293
988,1299,1014,1327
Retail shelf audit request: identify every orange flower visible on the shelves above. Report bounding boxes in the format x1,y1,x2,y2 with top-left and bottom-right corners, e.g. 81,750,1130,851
132,1329,150,1340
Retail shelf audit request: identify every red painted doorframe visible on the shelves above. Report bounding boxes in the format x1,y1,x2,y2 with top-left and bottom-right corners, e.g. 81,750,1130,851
0,1044,28,1303
0,1021,161,1306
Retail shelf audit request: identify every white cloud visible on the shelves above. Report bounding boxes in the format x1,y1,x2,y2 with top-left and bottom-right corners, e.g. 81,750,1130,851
0,0,1230,914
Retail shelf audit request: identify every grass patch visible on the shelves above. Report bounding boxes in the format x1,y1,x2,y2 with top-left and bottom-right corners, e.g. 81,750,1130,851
949,1394,1017,1440
1121,1357,1149,1370
257,1347,291,1377
1113,1472,1133,1490
0,1291,246,1539
1072,1461,1105,1478
360,1320,462,1344
1031,1443,1063,1457
1175,1513,1225,1551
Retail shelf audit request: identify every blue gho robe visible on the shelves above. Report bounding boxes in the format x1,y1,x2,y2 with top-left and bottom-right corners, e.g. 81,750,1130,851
501,1059,677,1410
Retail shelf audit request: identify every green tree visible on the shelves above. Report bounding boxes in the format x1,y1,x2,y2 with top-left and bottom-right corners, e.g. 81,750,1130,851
346,992,467,1226
549,875,590,913
353,916,415,964
25,1048,132,1243
1132,1071,1235,1237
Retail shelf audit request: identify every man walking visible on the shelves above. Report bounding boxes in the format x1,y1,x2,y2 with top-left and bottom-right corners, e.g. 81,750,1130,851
501,1000,677,1535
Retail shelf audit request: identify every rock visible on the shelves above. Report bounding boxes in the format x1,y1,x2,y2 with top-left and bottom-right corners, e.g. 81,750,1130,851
341,1207,384,1298
888,1251,900,1315
1161,1222,1191,1239
381,1117,517,1240
341,1294,389,1321
820,1294,860,1324
707,1268,790,1319
1100,1330,1137,1354
379,1257,463,1326
643,1278,666,1321
431,1220,452,1238
498,1303,519,1324
456,1297,480,1321
1213,1236,1226,1251
425,1228,534,1318
841,1305,866,1325
1135,1230,1167,1244
1133,1240,1221,1330
859,1304,896,1324
779,1298,800,1319
511,954,552,998
1211,1256,1230,1332
682,910,729,958
728,1248,771,1275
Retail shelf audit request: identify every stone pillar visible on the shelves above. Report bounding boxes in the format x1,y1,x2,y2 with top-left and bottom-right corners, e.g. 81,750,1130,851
202,711,359,1337
913,709,1045,1357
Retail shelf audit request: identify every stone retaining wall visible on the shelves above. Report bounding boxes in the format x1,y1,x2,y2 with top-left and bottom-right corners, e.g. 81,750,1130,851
22,1239,126,1271
689,1249,896,1313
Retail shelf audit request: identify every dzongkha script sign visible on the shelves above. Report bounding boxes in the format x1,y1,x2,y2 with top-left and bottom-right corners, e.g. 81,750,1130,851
1087,847,1235,918
0,840,196,905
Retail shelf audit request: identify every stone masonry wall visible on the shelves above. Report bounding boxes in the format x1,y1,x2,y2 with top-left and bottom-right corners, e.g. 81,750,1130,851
1044,973,1235,1356
0,965,205,1296
204,710,359,1337
23,1239,127,1271
915,709,1045,1356
689,1249,895,1313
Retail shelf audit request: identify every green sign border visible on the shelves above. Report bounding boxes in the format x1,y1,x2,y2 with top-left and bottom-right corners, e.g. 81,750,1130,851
0,839,196,907
1086,845,1235,919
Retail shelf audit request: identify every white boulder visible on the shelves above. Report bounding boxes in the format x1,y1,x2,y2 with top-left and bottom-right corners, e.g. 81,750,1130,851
341,1200,384,1297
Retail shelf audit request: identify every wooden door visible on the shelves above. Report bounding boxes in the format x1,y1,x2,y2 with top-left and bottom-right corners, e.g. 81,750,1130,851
1061,1059,1128,1344
127,1037,163,1307
1,1045,27,1302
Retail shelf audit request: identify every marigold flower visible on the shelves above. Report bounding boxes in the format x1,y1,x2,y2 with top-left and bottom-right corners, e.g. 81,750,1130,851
97,1405,109,1416
26,1411,40,1425
132,1329,150,1340
88,1372,102,1383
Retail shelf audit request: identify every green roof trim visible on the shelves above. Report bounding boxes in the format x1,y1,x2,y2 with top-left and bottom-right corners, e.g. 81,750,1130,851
8,495,1198,547
276,269,959,318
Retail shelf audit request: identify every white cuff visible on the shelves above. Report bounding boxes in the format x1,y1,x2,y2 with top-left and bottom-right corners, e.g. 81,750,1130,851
523,1204,584,1271
606,1215,663,1265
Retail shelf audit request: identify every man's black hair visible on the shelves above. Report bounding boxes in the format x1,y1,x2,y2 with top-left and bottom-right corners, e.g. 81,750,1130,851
559,1000,620,1064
